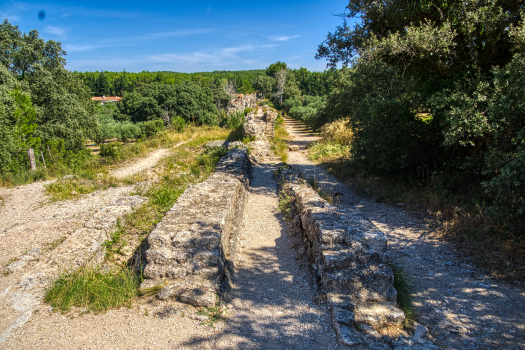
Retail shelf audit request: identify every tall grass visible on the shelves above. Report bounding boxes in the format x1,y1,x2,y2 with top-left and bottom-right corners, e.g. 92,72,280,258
271,115,289,162
389,262,415,327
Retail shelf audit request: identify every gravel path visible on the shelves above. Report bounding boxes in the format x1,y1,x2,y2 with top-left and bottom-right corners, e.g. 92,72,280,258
211,161,341,349
284,117,525,350
110,140,189,179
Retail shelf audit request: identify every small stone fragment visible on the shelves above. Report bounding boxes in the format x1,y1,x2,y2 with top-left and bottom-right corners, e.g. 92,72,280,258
413,323,429,338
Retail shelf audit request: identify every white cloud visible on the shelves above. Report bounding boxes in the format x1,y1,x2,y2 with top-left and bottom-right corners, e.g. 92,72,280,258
134,29,214,40
63,44,103,52
148,44,258,65
44,25,67,36
269,35,300,42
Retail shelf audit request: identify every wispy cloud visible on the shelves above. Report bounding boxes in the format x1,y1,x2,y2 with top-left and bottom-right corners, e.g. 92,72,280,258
63,44,104,52
147,44,258,65
0,11,20,22
269,35,300,42
135,29,215,40
44,25,67,37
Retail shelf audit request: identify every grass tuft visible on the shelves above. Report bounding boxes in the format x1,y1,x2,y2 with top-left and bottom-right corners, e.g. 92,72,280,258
138,285,164,297
271,115,289,162
389,262,415,327
44,267,139,313
197,299,223,327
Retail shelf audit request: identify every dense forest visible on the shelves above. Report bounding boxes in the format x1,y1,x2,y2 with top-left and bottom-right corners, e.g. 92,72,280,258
287,0,525,240
73,66,333,98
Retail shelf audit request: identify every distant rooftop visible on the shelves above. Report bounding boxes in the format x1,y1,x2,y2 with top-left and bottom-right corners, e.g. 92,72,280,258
91,96,122,102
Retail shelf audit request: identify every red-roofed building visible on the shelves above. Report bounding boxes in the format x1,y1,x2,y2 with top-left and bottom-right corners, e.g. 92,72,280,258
91,95,122,104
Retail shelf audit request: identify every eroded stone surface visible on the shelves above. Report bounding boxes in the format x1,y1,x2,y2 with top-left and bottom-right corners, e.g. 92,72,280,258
0,195,147,344
279,168,407,346
243,107,276,140
141,148,250,307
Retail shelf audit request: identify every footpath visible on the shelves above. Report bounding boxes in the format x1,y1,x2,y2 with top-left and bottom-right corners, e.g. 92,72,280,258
284,117,525,350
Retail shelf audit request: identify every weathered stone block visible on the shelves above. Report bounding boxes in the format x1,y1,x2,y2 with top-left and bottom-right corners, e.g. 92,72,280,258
141,148,250,307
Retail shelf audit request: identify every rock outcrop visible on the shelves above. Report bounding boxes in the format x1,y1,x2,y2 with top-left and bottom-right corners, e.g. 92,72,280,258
141,148,251,307
277,167,406,347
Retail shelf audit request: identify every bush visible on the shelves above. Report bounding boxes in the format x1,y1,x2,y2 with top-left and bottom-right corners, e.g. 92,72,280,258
99,143,119,159
141,119,164,138
171,116,186,133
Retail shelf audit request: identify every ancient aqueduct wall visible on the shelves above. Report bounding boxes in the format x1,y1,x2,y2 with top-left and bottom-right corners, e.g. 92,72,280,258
140,147,251,307
278,168,406,346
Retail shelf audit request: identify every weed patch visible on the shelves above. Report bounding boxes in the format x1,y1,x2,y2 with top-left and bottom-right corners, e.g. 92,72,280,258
389,262,415,327
271,115,289,162
44,267,139,313
278,190,294,220
197,299,223,327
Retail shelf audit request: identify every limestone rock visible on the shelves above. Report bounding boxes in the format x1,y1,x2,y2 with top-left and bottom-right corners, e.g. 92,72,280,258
288,145,300,152
413,323,429,338
392,336,439,350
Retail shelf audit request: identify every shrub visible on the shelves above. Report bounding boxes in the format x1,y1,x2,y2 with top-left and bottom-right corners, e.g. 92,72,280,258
99,143,119,159
171,116,186,133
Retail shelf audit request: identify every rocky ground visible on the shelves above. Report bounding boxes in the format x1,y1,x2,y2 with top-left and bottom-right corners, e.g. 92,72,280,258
284,117,525,350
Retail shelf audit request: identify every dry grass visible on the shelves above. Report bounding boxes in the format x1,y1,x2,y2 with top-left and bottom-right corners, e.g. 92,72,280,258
271,115,289,162
318,118,353,145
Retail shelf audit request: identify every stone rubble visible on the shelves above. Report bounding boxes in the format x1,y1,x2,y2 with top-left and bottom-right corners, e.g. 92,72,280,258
141,148,251,308
243,105,276,140
226,92,261,114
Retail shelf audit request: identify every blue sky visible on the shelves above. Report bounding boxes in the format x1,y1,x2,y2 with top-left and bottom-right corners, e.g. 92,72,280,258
0,1,349,73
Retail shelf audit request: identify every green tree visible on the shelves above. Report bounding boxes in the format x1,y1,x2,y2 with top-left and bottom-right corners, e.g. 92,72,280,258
96,72,111,96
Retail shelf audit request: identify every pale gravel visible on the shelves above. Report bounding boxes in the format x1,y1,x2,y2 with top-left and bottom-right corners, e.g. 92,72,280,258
284,117,525,350
109,140,190,179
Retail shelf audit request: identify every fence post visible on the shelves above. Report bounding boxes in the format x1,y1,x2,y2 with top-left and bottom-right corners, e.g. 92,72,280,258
47,145,53,160
41,150,46,168
28,148,36,171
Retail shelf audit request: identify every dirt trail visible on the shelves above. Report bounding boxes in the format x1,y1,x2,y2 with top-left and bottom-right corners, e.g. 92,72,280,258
211,160,341,349
109,140,190,179
284,117,525,350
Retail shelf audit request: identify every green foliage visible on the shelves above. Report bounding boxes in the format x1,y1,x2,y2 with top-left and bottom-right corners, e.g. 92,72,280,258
171,115,186,133
389,262,415,326
0,20,96,175
315,2,525,237
238,79,255,94
96,72,111,96
278,190,293,220
285,95,326,129
99,143,119,159
226,110,245,130
44,267,139,313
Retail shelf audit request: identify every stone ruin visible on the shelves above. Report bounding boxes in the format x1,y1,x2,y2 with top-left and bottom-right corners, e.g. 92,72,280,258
242,105,276,140
226,92,261,114
140,148,251,307
278,167,411,348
